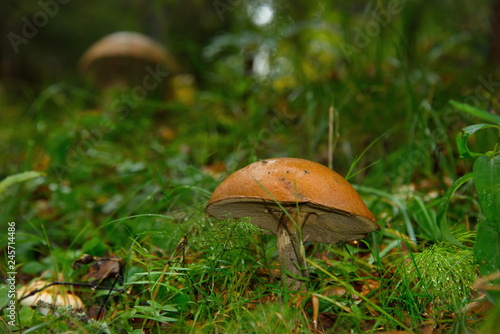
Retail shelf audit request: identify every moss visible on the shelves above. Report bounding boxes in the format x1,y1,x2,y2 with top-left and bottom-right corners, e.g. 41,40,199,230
395,242,478,313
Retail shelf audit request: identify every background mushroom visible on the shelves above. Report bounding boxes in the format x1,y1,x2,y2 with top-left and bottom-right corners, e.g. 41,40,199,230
78,31,181,90
206,157,379,290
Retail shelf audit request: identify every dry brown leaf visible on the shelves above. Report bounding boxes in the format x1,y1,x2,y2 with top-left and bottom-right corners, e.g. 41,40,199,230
87,305,107,321
463,293,495,317
74,255,123,283
323,285,347,297
420,323,436,334
353,278,380,299
473,272,500,291
246,293,279,310
169,235,189,263
318,313,337,332
256,263,281,279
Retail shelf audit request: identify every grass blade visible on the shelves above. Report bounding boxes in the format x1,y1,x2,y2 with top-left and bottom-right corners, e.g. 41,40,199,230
449,100,500,124
0,171,45,195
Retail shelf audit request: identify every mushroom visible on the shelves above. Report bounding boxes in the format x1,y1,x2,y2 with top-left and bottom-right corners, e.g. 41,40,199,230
17,279,83,315
78,31,181,89
205,158,379,290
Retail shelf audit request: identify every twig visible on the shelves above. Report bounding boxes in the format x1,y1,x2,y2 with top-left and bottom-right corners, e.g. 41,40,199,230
328,106,339,170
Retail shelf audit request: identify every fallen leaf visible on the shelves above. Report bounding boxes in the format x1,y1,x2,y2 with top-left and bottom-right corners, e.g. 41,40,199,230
353,278,380,299
87,305,107,321
323,285,347,297
318,312,337,331
473,272,500,291
463,293,494,318
78,255,123,283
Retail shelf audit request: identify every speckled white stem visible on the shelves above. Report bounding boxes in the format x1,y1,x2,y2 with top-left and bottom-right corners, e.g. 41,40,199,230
276,210,309,291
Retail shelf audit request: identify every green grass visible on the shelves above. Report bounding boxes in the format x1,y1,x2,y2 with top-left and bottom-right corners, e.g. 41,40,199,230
1,1,499,332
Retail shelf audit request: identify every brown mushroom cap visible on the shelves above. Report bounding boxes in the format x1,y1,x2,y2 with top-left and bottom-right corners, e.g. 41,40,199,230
78,31,180,88
206,158,379,243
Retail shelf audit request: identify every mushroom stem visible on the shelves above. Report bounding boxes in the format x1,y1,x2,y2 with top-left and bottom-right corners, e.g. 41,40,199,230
276,209,309,290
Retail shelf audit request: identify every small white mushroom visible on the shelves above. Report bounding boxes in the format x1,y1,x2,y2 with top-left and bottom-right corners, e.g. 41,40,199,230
17,279,83,315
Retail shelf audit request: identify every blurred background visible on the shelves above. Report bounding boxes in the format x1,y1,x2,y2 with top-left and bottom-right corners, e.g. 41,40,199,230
1,0,497,197
0,0,493,85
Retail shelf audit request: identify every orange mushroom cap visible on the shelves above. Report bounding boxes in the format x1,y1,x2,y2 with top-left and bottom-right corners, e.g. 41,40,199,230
206,158,379,243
